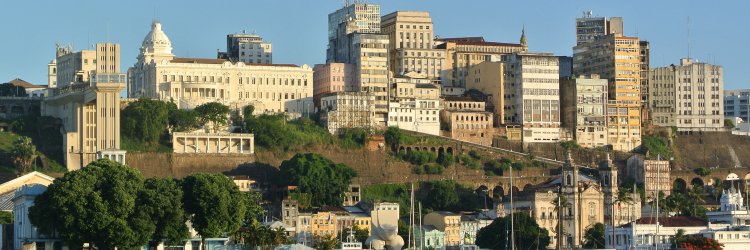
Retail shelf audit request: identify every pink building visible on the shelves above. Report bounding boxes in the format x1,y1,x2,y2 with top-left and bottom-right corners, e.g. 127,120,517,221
313,63,355,108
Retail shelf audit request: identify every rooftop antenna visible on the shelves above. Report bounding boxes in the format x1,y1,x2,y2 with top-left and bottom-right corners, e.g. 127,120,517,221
687,16,690,59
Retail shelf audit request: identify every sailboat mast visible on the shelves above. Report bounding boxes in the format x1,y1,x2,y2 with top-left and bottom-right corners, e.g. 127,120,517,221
655,154,661,250
510,164,515,250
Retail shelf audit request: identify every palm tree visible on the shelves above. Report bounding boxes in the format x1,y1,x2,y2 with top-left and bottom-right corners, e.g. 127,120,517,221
12,136,37,174
615,188,635,224
688,186,706,216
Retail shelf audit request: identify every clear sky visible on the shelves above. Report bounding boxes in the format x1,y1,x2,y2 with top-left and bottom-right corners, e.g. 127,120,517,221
1,0,748,89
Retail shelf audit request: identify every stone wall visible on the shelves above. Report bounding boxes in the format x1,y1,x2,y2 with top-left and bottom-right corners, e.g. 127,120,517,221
127,152,255,178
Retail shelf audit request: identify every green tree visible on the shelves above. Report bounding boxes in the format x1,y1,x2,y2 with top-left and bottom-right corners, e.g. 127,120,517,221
139,178,189,247
345,226,369,245
725,119,735,129
182,173,247,250
384,126,403,152
243,191,265,226
121,99,171,145
559,140,580,150
0,211,12,224
243,105,255,118
475,213,550,250
582,223,605,249
314,234,340,250
672,229,687,249
169,108,200,132
194,102,231,126
279,153,357,206
0,83,26,96
422,180,460,211
28,159,153,249
694,167,712,177
11,136,37,174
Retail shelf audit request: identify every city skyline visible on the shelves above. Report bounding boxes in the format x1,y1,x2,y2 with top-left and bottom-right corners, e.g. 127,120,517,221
0,0,747,89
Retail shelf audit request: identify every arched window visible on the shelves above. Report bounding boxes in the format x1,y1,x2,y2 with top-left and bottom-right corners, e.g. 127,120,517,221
566,174,572,186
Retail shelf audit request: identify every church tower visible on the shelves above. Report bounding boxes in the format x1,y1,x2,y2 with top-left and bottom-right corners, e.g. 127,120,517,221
560,150,580,248
520,26,527,47
599,153,618,222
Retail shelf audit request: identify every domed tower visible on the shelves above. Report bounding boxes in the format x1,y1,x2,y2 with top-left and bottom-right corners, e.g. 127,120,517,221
519,26,527,47
137,21,174,64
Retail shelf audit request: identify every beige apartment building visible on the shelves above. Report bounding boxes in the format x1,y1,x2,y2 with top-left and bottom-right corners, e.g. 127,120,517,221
320,92,376,134
466,61,505,125
505,53,561,142
423,211,462,247
381,11,445,80
127,22,313,116
574,34,642,151
43,43,126,170
387,75,441,136
437,36,527,88
560,75,608,148
441,97,494,146
650,58,724,131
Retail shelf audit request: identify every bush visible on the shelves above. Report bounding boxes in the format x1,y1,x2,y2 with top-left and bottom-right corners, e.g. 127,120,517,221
511,162,526,171
468,150,482,160
694,167,711,177
437,153,454,167
246,114,334,151
459,154,481,169
338,128,370,149
399,150,438,166
641,135,672,158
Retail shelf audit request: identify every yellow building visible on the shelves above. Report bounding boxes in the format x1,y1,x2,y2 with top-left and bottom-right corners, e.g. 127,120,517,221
466,61,505,125
381,11,445,80
311,211,338,237
574,34,642,151
436,37,527,88
423,211,462,247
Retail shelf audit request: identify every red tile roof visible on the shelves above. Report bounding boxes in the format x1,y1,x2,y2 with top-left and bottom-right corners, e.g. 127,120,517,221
635,216,706,227
8,78,46,88
437,37,486,42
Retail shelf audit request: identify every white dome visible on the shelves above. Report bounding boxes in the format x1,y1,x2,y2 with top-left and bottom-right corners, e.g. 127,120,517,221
141,21,173,55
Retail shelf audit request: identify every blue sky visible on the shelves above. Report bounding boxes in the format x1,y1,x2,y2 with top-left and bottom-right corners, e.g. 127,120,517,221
1,0,748,89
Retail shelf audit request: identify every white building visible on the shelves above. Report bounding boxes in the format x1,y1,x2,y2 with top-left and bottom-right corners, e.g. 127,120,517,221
127,21,313,115
504,53,561,142
387,76,441,136
605,216,707,250
223,32,272,64
560,75,608,148
650,58,724,132
320,91,376,134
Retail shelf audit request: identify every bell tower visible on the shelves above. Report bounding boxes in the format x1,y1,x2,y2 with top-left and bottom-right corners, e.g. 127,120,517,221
560,150,580,248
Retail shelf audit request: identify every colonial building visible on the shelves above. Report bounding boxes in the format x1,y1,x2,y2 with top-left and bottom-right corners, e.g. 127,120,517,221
574,33,642,151
171,132,254,154
504,53,561,142
440,96,494,146
424,211,462,247
387,75,441,136
43,43,126,170
415,225,446,249
560,75,608,148
127,22,313,116
650,58,724,132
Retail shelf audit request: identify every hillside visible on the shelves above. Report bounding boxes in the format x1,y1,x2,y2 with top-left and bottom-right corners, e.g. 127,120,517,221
672,131,750,170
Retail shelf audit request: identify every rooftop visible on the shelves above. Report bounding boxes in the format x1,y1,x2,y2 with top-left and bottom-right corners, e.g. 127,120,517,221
632,216,706,227
170,57,298,67
8,78,46,88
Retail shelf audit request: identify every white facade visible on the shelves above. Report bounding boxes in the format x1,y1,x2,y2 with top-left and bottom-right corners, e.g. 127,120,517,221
561,75,608,148
128,22,313,115
505,53,561,142
387,77,441,136
606,218,706,250
320,92,376,134
650,58,724,131
13,184,65,250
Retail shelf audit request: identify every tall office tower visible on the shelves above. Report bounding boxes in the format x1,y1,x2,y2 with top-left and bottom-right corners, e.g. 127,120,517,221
223,32,272,64
650,58,724,132
44,43,126,170
504,53,561,142
639,41,651,123
327,2,381,63
327,3,389,127
381,11,445,81
575,11,623,46
437,36,527,88
574,34,642,151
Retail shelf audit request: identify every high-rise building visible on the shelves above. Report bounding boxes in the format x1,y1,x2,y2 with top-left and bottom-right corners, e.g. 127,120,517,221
574,34,642,151
725,89,750,122
43,43,126,170
505,53,561,142
639,41,651,124
560,75,608,148
313,63,356,108
222,32,272,64
381,11,445,80
437,37,527,88
649,58,724,131
327,3,381,63
575,11,623,46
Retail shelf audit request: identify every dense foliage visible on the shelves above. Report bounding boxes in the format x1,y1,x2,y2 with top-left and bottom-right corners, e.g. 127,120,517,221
279,153,357,206
660,187,708,219
676,235,724,250
384,127,417,152
29,159,155,249
11,136,37,174
121,99,172,146
0,115,65,173
194,102,231,126
182,173,246,246
641,135,672,158
694,167,712,176
245,114,334,151
583,223,606,249
420,180,483,211
475,213,550,250
139,178,190,246
337,128,370,149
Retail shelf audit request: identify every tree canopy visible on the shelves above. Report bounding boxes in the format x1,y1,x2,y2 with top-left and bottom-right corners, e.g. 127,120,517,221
28,159,153,249
475,213,550,250
11,136,37,174
121,99,171,145
582,223,606,249
182,173,246,247
194,102,231,126
139,178,190,246
279,153,357,206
